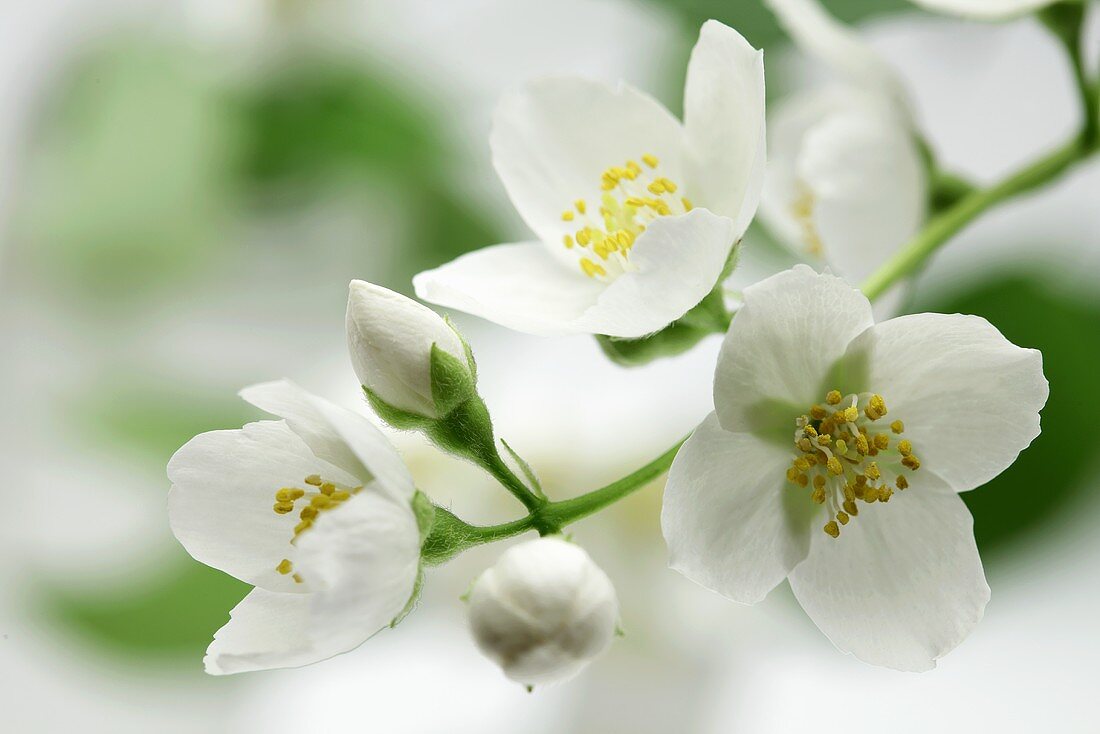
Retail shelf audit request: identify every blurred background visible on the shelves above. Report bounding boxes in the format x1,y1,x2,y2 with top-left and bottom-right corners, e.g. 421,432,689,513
1,0,1098,731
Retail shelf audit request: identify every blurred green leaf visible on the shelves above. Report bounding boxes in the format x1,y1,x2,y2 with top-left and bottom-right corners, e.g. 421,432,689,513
19,38,242,300
648,0,912,49
69,377,255,466
240,59,445,188
40,559,248,661
917,274,1100,558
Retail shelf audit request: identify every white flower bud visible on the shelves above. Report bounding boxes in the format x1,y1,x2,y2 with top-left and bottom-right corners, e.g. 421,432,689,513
346,280,468,418
467,537,619,686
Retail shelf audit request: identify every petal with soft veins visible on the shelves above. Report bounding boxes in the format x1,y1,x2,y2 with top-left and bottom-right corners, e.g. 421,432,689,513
789,484,989,671
841,313,1047,492
663,413,815,603
491,77,684,257
682,19,766,235
714,265,874,434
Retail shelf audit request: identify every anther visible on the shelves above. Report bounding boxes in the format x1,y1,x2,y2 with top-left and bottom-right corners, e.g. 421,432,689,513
824,521,840,539
890,420,905,434
825,390,842,405
896,476,909,490
898,440,913,456
873,434,890,451
837,511,850,525
276,559,293,575
304,475,323,486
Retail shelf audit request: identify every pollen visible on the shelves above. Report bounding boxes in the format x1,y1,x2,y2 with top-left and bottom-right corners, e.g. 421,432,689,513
562,153,690,280
269,474,364,580
784,388,922,539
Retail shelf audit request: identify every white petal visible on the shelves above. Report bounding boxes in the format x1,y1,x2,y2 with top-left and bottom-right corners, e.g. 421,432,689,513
797,110,927,285
167,421,358,592
908,0,1056,20
788,485,989,671
662,413,814,604
413,242,605,336
204,588,315,675
714,265,874,434
682,20,766,235
842,313,1048,491
240,380,367,480
761,87,858,257
574,209,737,338
346,280,467,419
304,393,415,503
491,77,684,256
203,491,421,675
241,380,414,502
766,0,911,114
416,209,735,338
295,491,421,656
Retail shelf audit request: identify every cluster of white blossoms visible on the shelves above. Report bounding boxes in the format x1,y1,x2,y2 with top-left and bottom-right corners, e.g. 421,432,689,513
168,0,1070,685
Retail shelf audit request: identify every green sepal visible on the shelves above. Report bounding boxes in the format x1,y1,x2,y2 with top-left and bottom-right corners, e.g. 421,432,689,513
390,567,425,628
420,505,479,566
411,489,437,542
597,285,732,367
389,491,436,628
430,342,478,417
363,386,431,430
444,315,478,380
422,393,497,466
500,439,545,499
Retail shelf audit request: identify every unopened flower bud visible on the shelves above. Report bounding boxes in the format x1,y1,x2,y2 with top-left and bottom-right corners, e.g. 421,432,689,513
467,537,619,686
346,280,468,418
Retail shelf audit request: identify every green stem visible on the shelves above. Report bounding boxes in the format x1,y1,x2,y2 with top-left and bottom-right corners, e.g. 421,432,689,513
861,133,1092,301
1041,3,1099,147
538,439,685,527
423,438,685,563
481,450,551,520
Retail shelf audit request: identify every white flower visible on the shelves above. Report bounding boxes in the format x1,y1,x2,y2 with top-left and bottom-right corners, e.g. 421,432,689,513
467,537,619,685
413,20,765,338
662,265,1048,671
168,380,422,674
346,279,469,418
908,0,1058,20
757,0,926,307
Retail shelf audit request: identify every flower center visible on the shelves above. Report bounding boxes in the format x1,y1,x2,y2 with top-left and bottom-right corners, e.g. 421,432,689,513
270,473,362,582
785,389,922,539
561,154,692,282
790,181,824,258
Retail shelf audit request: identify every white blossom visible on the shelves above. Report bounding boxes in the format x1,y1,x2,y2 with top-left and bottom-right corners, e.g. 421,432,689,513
662,266,1048,670
467,537,619,685
168,380,422,674
413,20,765,338
346,279,468,418
755,0,926,312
